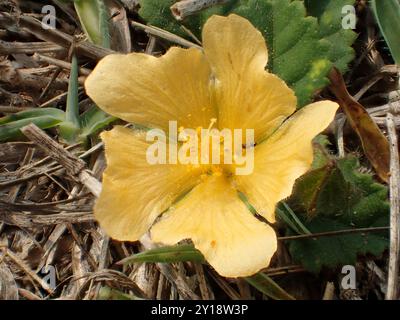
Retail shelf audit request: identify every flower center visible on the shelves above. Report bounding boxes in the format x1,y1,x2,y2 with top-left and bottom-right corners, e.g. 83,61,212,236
178,118,254,176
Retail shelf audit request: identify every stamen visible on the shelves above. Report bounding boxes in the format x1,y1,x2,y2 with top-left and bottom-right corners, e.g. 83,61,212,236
208,118,217,131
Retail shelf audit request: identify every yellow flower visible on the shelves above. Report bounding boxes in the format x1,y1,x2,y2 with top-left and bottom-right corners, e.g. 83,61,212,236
85,14,338,277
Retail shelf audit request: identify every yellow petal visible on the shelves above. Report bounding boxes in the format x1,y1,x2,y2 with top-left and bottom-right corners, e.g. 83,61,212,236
233,101,339,223
203,14,268,79
151,175,277,277
85,47,215,132
203,14,297,142
95,126,202,241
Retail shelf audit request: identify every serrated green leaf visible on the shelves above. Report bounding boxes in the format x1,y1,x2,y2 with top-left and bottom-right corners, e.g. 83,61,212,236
118,244,205,264
288,217,388,273
288,164,333,218
371,0,400,65
305,0,357,72
245,273,295,300
139,0,203,37
287,156,390,273
233,0,332,107
311,134,332,169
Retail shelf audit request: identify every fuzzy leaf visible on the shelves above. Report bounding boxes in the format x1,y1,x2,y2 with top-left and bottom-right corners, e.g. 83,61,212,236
233,0,332,107
287,156,389,273
305,0,357,72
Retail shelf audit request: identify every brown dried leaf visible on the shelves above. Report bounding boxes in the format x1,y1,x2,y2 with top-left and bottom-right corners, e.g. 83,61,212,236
329,68,390,183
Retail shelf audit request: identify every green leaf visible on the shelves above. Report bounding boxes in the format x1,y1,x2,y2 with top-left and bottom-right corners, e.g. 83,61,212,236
305,0,357,72
245,273,295,300
288,218,388,273
65,55,80,127
0,108,65,142
74,0,110,47
276,202,312,235
233,0,332,107
79,105,116,138
59,54,81,143
0,116,64,142
287,156,390,273
371,0,400,65
139,0,203,38
0,108,65,125
118,244,205,264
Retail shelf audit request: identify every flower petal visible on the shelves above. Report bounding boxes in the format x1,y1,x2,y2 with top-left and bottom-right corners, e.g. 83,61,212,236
95,126,202,241
203,14,297,142
233,101,339,223
85,47,215,132
151,175,277,277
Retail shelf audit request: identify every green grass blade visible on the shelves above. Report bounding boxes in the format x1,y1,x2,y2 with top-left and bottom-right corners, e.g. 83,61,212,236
0,116,63,142
371,0,400,65
118,245,205,265
79,105,116,138
245,273,295,300
0,108,65,125
276,202,312,235
74,0,110,48
60,54,80,142
65,54,80,127
97,0,111,48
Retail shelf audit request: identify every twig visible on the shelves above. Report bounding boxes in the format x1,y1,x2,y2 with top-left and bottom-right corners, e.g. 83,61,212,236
20,124,102,197
33,53,91,76
1,249,53,294
131,21,202,50
385,103,400,300
0,210,94,228
171,0,228,20
0,40,65,54
279,226,389,241
140,233,200,299
0,13,114,60
0,106,31,113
